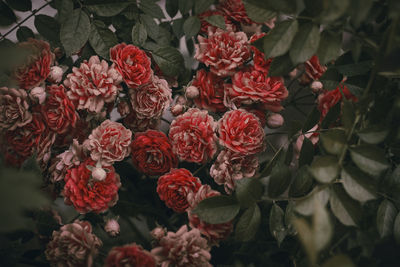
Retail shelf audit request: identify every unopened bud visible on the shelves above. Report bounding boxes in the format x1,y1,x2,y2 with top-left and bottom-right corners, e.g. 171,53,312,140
176,95,186,105
289,69,298,79
185,86,199,99
171,104,184,116
29,86,46,104
104,218,120,237
310,81,323,93
266,113,284,129
151,226,166,240
92,167,107,181
48,66,63,83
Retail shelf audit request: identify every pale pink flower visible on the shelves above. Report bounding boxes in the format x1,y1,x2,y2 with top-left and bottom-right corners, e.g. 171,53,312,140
29,86,46,104
48,66,64,83
104,218,120,237
266,113,284,129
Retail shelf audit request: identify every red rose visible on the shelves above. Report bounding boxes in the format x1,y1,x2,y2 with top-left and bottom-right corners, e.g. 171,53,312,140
229,69,288,112
218,109,265,155
110,43,151,88
250,33,273,74
63,159,121,214
194,27,251,77
42,84,78,134
218,0,254,25
86,120,132,166
187,185,233,245
191,69,227,113
318,84,357,120
198,10,237,34
131,130,178,176
105,243,156,267
299,55,327,84
157,168,201,213
13,38,54,89
169,108,217,163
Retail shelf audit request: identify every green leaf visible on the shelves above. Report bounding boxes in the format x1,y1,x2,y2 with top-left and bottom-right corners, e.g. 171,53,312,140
350,145,390,177
194,0,213,14
394,212,400,244
262,19,299,58
330,184,361,226
60,8,90,56
55,0,73,24
317,0,350,24
86,1,130,17
183,16,201,40
178,0,194,15
357,125,389,144
309,156,339,183
139,0,165,19
295,187,330,216
349,0,374,28
335,60,373,77
313,199,333,251
0,1,16,26
192,195,240,224
140,14,159,40
235,178,264,208
302,107,320,133
303,0,323,17
299,137,315,167
320,129,346,156
121,4,139,20
89,20,118,60
5,0,31,12
322,254,356,267
321,101,341,128
263,0,297,13
268,53,295,77
289,23,320,65
131,23,147,47
376,199,397,239
166,0,179,18
341,99,355,132
341,165,376,202
243,0,276,24
289,166,314,197
317,31,342,65
151,46,184,77
269,203,286,246
35,14,61,44
292,218,316,263
204,15,226,30
268,163,292,198
16,26,34,42
172,18,184,39
235,203,261,242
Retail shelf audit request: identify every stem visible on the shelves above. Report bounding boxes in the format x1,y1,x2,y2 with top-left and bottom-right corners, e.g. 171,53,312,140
338,114,361,166
193,163,208,176
161,117,171,124
0,2,51,41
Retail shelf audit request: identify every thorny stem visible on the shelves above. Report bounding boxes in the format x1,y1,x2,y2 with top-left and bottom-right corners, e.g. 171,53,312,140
0,2,51,41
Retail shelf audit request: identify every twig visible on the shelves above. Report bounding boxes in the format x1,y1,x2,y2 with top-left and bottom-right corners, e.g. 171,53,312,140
161,117,171,124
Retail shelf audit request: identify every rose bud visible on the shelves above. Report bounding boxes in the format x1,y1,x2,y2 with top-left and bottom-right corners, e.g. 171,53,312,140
289,68,298,79
29,86,46,104
311,80,323,93
151,226,166,240
185,85,199,99
170,104,184,116
176,95,186,105
92,167,107,182
48,66,63,83
104,218,120,237
266,113,284,129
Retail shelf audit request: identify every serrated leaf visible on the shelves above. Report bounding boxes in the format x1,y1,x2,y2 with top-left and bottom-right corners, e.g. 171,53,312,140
320,129,346,156
394,212,400,244
341,166,376,202
0,1,16,26
194,0,213,14
357,125,389,144
263,19,299,58
290,23,320,65
243,1,276,23
121,4,139,20
304,0,323,17
183,16,201,40
131,23,147,47
330,184,361,226
270,203,286,246
268,163,292,198
151,46,184,77
289,166,314,197
335,61,373,77
192,195,240,224
86,1,130,17
89,21,117,59
350,145,390,177
54,0,73,24
172,18,184,39
60,8,90,56
140,14,159,40
302,107,320,133
299,137,315,167
166,0,179,18
322,254,356,267
139,0,165,19
349,0,374,28
264,0,297,13
317,31,342,64
235,203,261,241
178,0,194,15
204,15,226,30
268,53,295,77
5,0,31,12
341,99,355,131
317,0,350,24
235,178,264,208
295,187,330,216
16,26,34,42
309,156,339,183
377,199,397,239
35,14,61,44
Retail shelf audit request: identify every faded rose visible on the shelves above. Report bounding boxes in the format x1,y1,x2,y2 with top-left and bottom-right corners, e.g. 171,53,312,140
169,108,217,163
0,87,32,131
